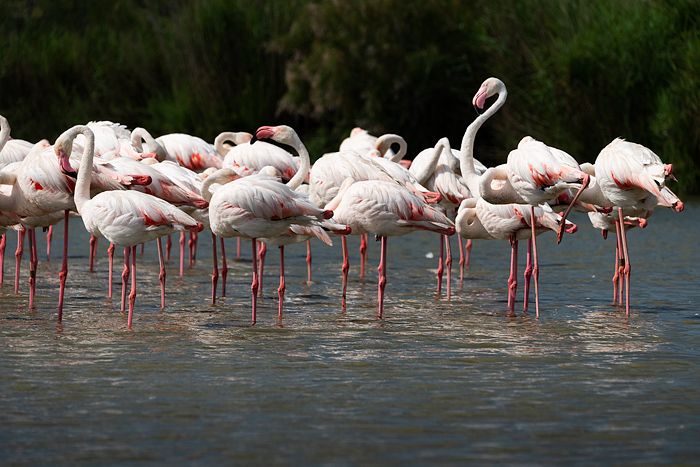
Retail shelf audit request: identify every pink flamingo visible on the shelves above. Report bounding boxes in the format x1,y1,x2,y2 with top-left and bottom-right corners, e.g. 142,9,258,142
155,132,224,171
207,125,326,325
55,125,204,327
216,131,299,183
589,138,684,315
410,137,481,294
325,179,456,318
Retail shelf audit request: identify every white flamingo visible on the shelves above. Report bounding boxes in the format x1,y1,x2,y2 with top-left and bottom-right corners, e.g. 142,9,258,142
55,125,204,327
207,125,325,325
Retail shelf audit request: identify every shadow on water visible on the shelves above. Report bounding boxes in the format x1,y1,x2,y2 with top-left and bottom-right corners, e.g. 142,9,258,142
1,205,699,464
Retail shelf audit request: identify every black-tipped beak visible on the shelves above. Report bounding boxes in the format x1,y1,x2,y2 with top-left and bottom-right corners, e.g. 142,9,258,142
250,135,258,144
64,170,78,179
473,104,482,116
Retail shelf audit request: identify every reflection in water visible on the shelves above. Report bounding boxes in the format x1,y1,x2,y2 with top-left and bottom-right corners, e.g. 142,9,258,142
1,206,699,464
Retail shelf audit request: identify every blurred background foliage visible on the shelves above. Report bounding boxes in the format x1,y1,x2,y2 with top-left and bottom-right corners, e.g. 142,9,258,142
1,0,699,193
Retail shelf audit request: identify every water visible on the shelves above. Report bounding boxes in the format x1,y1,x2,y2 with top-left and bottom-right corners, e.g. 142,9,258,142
1,205,699,465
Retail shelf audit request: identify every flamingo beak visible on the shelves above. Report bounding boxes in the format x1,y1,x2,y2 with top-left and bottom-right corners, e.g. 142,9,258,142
57,149,78,179
251,126,279,144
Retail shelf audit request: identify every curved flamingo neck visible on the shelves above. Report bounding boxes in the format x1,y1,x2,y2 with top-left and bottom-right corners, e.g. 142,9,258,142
214,131,253,157
459,82,507,196
284,132,310,191
479,165,525,204
375,134,407,163
72,126,96,214
201,168,238,202
132,127,167,162
412,137,451,186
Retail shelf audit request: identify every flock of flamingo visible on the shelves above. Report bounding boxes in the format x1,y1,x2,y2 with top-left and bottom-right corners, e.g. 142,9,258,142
0,77,684,327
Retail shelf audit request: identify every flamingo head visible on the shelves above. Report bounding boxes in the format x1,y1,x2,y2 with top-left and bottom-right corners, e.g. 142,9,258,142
472,77,506,114
251,125,282,144
251,125,300,149
54,136,79,179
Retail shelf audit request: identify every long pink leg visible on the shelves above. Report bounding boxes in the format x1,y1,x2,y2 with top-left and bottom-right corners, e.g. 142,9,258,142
140,242,144,255
556,174,591,244
523,239,533,312
46,226,52,261
458,236,465,285
278,245,285,317
28,229,37,308
237,238,241,259
121,246,130,312
445,235,452,300
507,236,518,315
377,236,388,318
341,236,349,310
15,228,25,295
157,239,166,309
618,207,631,317
258,241,266,297
211,233,219,304
89,235,97,272
436,235,444,294
220,237,228,297
614,219,624,306
127,246,137,328
58,211,70,320
465,239,473,267
611,233,620,304
532,220,540,318
359,234,368,279
306,240,312,282
108,243,115,298
0,233,5,284
166,234,172,261
188,232,195,267
193,232,198,263
250,239,259,325
179,232,185,277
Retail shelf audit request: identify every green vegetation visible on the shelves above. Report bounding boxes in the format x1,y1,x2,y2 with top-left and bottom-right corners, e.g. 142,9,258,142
1,0,699,193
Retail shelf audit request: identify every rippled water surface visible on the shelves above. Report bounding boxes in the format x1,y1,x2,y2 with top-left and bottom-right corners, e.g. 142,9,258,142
1,205,699,465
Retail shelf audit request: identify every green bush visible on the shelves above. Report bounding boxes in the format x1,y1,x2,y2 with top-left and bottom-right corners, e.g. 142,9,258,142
1,0,698,194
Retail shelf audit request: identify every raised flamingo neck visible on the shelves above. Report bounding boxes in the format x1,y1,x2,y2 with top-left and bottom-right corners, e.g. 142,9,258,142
459,79,507,196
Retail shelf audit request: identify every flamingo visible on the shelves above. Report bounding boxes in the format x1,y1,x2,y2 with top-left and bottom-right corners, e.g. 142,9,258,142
199,168,243,305
156,132,224,171
216,131,299,182
460,78,592,314
207,125,325,325
0,131,91,315
410,137,482,293
455,198,577,316
339,127,411,166
54,125,204,327
325,179,456,318
587,138,684,315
